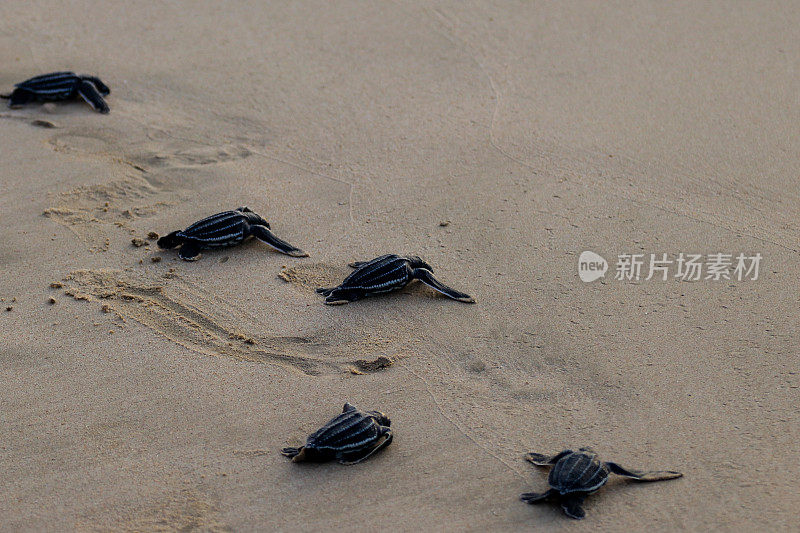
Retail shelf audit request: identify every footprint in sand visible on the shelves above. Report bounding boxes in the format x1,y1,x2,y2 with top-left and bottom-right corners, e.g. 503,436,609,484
138,143,253,168
80,486,230,533
277,263,346,293
42,173,176,252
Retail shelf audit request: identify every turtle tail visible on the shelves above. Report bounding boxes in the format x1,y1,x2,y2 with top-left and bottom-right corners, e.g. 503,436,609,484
157,231,182,249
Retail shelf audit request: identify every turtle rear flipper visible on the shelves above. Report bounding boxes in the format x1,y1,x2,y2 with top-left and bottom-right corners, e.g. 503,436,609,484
250,224,308,257
77,80,109,113
322,288,360,305
178,241,203,261
525,450,574,466
605,462,683,481
157,231,183,249
520,488,557,503
561,494,587,520
281,446,307,462
316,286,358,304
412,268,475,303
348,261,368,268
338,431,393,465
4,88,35,108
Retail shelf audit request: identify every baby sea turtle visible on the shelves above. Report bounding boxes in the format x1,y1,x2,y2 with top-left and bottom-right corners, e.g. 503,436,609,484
316,254,475,305
521,447,682,520
157,206,308,261
281,403,392,465
2,72,110,113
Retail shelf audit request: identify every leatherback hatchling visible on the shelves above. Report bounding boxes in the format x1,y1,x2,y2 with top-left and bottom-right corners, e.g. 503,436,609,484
281,403,392,465
521,447,682,519
316,254,475,305
2,71,110,113
157,206,308,261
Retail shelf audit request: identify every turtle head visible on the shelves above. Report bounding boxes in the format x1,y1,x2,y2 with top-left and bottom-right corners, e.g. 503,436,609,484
406,256,433,272
80,75,111,96
369,411,391,427
236,206,270,227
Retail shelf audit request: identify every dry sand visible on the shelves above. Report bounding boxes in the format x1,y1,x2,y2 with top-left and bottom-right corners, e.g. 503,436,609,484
1,2,798,531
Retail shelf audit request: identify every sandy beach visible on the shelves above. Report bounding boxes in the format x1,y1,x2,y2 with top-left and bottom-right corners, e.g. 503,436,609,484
1,2,798,531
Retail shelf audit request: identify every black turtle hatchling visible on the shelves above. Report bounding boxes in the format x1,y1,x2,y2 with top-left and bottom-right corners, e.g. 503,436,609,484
316,253,475,305
2,72,110,113
521,447,682,520
281,403,393,465
157,206,308,261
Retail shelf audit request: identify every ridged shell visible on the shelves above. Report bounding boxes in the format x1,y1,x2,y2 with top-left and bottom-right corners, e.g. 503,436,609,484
17,72,79,98
305,407,385,453
178,210,247,246
338,254,411,292
549,451,609,494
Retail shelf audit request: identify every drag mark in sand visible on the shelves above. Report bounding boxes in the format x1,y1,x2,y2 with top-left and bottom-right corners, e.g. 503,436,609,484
247,147,356,223
403,358,527,480
61,269,340,375
0,112,56,129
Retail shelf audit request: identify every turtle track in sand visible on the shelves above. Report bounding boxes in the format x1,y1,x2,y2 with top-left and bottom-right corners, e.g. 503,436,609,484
60,269,342,375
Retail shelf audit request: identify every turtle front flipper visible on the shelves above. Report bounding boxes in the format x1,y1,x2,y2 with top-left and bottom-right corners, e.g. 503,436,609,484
249,225,308,257
338,430,393,465
605,462,683,481
412,268,475,303
520,488,557,504
560,494,587,520
77,80,109,113
178,241,203,261
525,450,574,466
3,88,35,108
347,261,368,268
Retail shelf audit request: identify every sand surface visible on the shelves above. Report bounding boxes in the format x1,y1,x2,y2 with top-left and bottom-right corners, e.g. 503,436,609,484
1,2,798,531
